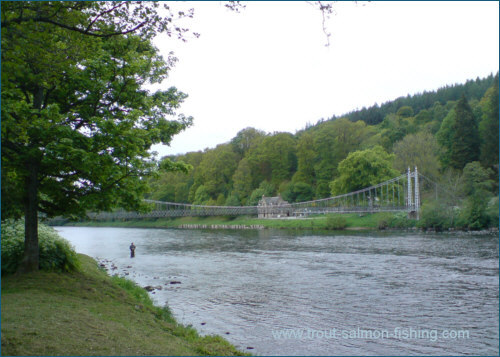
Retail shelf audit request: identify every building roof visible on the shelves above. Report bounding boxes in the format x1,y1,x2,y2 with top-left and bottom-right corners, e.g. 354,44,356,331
258,196,289,206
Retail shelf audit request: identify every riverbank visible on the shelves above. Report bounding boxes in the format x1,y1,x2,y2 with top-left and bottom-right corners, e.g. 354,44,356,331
1,254,247,356
53,212,402,230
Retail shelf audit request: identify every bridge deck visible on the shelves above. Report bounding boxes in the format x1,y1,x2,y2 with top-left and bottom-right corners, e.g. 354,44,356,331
88,169,423,220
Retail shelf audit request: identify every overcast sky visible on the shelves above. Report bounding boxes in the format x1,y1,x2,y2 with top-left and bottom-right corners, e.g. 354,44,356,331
150,1,499,157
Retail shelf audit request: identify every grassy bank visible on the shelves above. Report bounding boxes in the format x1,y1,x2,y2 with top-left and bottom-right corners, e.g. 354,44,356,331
56,212,413,230
1,254,246,356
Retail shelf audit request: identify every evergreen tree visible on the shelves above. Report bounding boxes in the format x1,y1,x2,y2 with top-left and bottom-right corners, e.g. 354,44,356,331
449,95,480,170
479,74,499,170
436,110,455,169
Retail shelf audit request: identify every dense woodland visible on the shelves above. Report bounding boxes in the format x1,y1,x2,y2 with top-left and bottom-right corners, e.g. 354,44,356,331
147,74,499,229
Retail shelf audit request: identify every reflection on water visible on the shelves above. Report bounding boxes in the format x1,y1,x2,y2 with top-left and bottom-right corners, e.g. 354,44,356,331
56,227,499,356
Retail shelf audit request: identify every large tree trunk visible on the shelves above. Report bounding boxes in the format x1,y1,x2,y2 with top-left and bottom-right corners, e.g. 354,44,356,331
18,161,40,273
18,87,44,273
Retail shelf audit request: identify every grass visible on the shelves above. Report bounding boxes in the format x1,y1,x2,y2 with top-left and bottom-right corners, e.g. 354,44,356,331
1,254,247,356
59,212,407,230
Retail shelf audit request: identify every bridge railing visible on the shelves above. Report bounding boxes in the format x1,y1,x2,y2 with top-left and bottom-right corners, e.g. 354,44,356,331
87,168,423,220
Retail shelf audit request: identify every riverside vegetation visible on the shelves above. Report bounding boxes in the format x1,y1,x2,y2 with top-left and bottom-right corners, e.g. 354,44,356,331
1,220,246,356
58,199,499,232
57,213,398,230
52,213,416,231
145,74,499,232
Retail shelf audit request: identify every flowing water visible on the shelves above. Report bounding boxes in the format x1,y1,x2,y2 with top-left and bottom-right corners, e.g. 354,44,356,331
56,226,499,356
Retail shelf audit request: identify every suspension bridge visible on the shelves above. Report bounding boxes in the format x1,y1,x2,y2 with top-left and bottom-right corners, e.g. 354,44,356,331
89,167,434,221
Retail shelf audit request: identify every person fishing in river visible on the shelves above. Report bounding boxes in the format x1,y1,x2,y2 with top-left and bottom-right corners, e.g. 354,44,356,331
129,242,136,258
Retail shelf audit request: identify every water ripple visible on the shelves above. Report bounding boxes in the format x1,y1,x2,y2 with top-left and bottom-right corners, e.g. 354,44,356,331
57,227,499,356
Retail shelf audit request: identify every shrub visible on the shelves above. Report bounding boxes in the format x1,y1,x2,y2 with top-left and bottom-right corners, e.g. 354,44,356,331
326,215,347,230
418,201,454,231
457,199,486,230
455,194,498,230
387,212,415,229
1,219,80,275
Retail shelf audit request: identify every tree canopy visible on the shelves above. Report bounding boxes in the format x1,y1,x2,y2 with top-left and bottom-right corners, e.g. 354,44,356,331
479,74,499,171
329,146,399,195
146,73,498,211
1,1,193,271
448,95,480,170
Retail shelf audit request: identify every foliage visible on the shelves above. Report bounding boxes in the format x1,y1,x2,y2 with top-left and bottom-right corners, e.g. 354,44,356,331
333,74,496,126
104,74,498,232
1,2,194,271
193,185,211,205
449,96,480,170
455,162,494,230
393,131,440,179
414,109,432,124
1,219,80,275
280,181,315,203
314,180,332,199
224,193,241,206
1,2,192,219
485,197,499,228
418,201,456,232
293,132,316,185
246,188,268,206
436,110,456,168
456,196,490,230
194,144,238,199
230,127,266,158
379,113,417,150
246,132,297,187
330,146,399,195
460,161,494,197
419,162,495,231
396,106,414,118
304,118,376,184
479,74,499,171
247,181,275,206
231,158,254,203
386,212,415,229
325,215,347,230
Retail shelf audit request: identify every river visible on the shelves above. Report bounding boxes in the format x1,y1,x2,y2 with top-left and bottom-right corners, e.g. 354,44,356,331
55,226,499,356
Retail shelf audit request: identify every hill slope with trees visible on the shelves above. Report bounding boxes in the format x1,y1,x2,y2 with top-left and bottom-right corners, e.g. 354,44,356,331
147,74,499,230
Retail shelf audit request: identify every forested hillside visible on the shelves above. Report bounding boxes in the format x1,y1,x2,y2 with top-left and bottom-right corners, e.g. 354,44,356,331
326,74,496,126
147,74,499,229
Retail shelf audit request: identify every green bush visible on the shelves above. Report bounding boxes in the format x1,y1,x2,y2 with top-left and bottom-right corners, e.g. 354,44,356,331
456,198,487,230
326,215,347,230
1,219,80,275
418,201,455,232
387,212,415,229
454,195,498,231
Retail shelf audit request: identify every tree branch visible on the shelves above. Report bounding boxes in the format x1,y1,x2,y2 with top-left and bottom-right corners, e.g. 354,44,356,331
2,16,149,38
85,2,127,33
